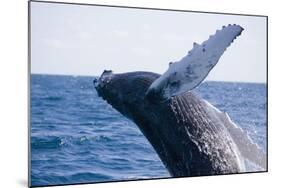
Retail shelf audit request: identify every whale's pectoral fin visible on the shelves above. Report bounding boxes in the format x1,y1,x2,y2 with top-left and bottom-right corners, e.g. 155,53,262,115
146,24,244,100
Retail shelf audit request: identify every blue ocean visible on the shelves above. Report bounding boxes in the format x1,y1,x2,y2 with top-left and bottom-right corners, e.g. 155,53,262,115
30,74,267,187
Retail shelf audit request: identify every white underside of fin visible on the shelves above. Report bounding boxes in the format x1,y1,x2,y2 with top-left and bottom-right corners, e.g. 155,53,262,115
147,24,244,100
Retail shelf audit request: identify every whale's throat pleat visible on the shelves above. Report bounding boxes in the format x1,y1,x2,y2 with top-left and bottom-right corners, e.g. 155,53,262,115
168,93,243,173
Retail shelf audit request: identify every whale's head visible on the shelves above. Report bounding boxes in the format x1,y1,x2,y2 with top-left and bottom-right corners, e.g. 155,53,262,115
94,70,160,118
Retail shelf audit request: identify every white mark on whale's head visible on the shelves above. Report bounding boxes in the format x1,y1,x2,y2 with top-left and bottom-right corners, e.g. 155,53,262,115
94,70,117,101
94,70,113,88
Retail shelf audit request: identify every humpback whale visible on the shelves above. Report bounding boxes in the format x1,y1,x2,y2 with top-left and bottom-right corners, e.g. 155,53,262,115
94,24,266,177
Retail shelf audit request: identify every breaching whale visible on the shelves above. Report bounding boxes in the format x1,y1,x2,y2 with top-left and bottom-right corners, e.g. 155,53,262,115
94,24,266,177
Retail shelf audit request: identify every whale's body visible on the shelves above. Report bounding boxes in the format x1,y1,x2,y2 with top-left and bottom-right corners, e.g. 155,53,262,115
96,71,244,176
94,24,266,176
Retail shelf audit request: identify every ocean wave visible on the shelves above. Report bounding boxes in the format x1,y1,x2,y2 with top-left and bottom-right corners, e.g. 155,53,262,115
42,96,64,101
68,172,113,181
31,134,115,150
31,136,65,149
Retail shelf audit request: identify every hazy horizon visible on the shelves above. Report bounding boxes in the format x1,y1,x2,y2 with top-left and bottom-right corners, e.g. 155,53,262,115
30,2,267,83
30,72,266,84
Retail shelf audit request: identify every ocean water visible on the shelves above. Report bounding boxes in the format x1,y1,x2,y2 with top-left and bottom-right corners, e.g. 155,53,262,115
30,74,267,187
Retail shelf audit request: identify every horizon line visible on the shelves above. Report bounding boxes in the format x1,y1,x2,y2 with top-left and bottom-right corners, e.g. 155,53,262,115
30,72,267,84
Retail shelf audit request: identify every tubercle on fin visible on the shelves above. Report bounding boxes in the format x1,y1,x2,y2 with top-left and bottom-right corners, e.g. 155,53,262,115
193,42,199,47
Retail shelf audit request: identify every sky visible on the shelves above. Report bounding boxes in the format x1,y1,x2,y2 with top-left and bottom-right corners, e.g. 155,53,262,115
30,2,267,83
